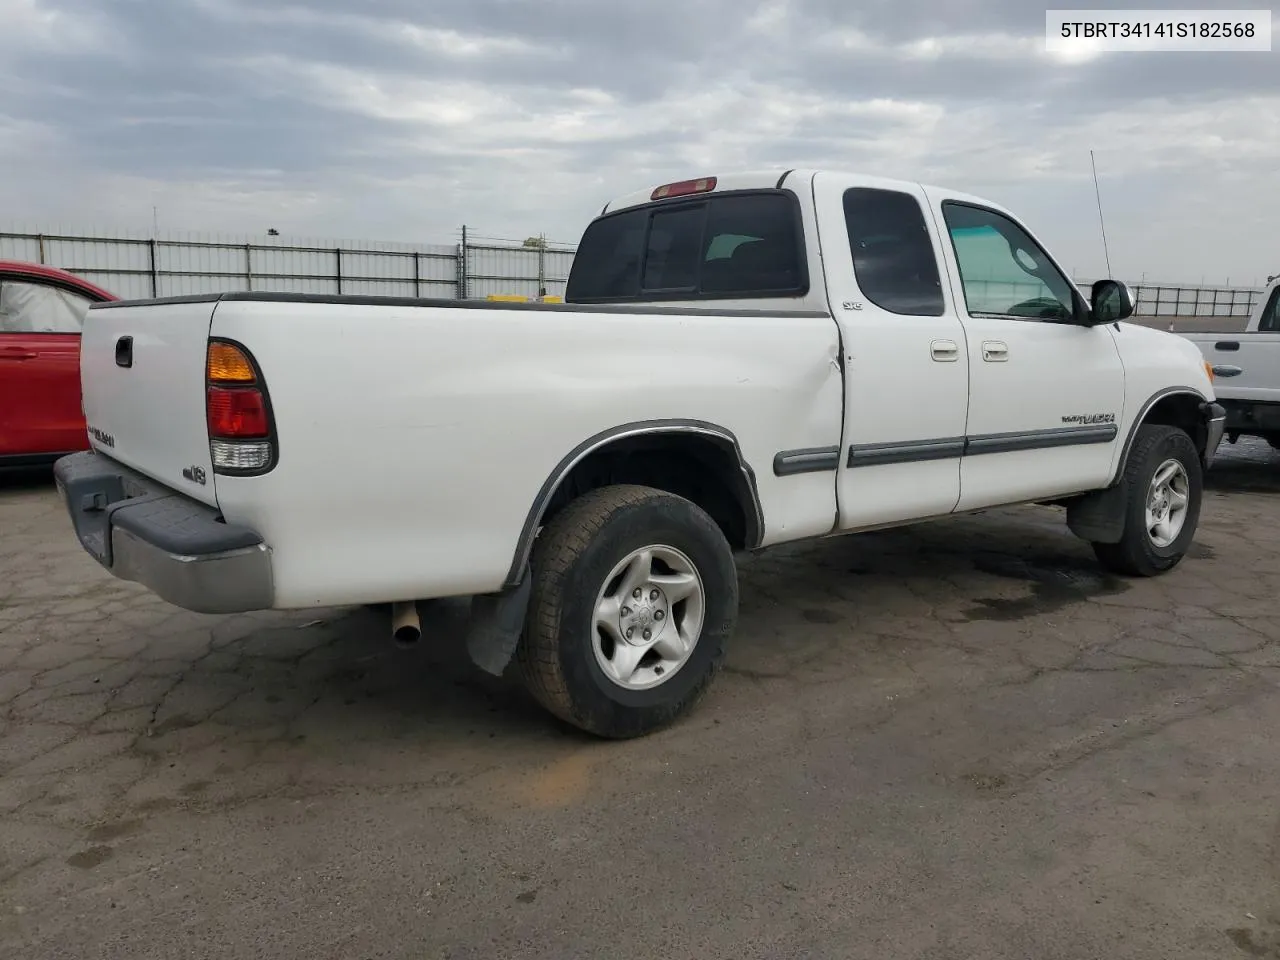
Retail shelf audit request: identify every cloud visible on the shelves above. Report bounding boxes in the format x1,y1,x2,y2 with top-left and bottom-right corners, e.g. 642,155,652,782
0,0,1276,283
0,0,118,52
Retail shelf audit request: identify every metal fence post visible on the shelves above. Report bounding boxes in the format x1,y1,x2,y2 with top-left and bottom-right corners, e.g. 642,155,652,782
335,248,342,295
148,239,159,297
413,251,421,299
245,243,253,291
458,225,468,300
537,232,546,298
37,234,46,264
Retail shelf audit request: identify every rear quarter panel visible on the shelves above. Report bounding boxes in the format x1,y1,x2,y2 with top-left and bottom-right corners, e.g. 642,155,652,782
210,299,843,607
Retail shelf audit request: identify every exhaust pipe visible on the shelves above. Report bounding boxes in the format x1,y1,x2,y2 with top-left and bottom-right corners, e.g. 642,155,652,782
390,600,421,647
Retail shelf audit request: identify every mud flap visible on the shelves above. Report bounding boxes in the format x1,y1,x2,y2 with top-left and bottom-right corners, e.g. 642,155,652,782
1066,479,1129,544
464,566,532,677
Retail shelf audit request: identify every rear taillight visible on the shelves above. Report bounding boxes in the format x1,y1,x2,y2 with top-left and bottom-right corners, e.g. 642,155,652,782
207,386,269,438
206,339,277,475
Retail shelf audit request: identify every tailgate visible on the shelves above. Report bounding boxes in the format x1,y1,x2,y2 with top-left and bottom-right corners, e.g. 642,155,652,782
80,298,218,507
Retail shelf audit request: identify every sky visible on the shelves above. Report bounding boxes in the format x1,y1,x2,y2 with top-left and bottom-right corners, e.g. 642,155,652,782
1,0,1277,285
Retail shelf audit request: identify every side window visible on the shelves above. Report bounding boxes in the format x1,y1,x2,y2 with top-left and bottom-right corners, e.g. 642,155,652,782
842,187,944,316
0,280,92,333
942,202,1080,323
1259,286,1280,332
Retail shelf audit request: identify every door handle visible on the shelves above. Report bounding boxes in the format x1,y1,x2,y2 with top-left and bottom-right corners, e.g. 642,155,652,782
982,340,1009,362
930,339,959,362
1212,364,1243,378
115,336,133,368
1215,341,1240,351
0,346,38,361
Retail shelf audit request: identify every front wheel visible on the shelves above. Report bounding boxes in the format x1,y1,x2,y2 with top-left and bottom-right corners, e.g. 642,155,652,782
516,484,739,739
1092,424,1203,577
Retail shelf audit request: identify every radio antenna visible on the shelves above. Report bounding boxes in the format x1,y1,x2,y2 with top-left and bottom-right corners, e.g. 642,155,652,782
1090,150,1113,278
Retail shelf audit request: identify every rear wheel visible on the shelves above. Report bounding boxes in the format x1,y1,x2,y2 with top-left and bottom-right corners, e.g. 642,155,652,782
1092,424,1203,577
517,484,738,739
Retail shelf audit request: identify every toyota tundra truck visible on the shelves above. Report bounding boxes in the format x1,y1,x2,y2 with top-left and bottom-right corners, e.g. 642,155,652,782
53,169,1226,738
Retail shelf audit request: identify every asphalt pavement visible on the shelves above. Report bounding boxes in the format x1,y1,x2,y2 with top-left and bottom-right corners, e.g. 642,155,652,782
3,439,1280,959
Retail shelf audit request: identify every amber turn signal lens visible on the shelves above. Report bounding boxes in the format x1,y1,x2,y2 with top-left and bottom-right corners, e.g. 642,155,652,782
207,342,256,383
1204,360,1215,382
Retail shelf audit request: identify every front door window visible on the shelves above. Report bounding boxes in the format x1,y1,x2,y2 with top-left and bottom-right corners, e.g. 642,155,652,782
942,203,1082,323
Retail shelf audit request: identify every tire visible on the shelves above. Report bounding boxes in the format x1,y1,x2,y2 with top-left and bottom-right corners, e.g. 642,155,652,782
1092,424,1203,577
517,484,739,739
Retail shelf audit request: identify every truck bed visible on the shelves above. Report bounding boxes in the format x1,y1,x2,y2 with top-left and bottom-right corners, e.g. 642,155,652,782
77,291,845,608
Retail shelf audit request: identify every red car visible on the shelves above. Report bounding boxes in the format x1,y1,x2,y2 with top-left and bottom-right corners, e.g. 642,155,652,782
0,261,117,468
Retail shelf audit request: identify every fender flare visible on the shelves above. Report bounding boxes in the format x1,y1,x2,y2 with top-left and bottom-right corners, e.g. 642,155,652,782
1069,386,1216,545
1107,386,1213,487
501,418,764,589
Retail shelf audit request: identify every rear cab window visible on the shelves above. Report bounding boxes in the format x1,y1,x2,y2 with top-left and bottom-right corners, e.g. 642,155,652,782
566,191,808,303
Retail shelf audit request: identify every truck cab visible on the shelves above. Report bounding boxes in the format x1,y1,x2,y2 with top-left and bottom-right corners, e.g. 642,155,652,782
569,170,1222,529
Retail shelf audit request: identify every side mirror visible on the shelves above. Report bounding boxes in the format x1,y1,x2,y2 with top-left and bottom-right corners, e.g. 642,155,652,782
1090,279,1135,324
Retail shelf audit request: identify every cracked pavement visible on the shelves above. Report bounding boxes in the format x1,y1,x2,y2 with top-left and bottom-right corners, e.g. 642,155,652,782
3,439,1280,959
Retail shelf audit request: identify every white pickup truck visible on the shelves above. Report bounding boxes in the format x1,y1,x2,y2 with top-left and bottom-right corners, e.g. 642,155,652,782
55,170,1225,738
1180,274,1280,450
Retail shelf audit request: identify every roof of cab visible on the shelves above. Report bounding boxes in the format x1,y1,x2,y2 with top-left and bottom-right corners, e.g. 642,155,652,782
601,170,814,215
598,168,1010,219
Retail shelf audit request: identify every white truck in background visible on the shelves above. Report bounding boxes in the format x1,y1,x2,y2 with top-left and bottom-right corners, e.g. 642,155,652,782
55,169,1225,739
1180,274,1280,450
